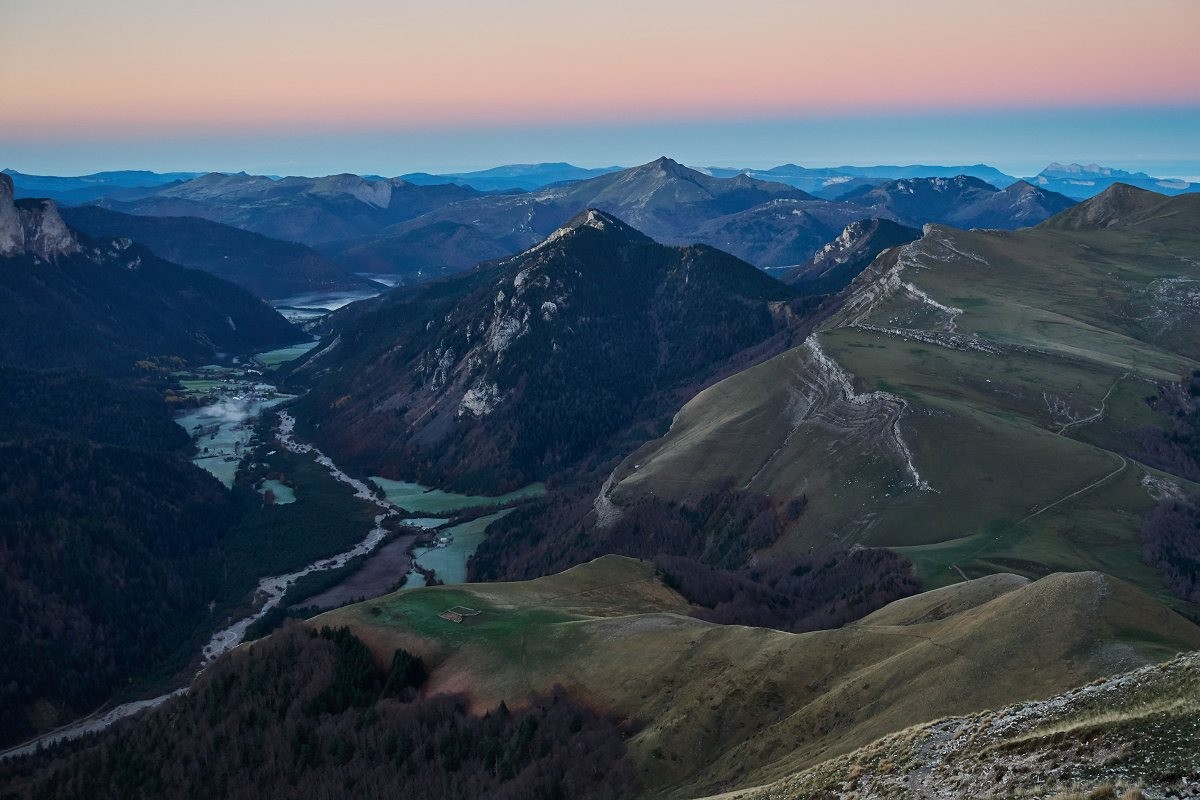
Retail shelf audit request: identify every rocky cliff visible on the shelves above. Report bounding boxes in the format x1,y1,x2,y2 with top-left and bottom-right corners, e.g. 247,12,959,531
0,174,80,260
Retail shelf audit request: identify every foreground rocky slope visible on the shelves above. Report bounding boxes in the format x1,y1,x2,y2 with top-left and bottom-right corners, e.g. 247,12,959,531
719,651,1200,799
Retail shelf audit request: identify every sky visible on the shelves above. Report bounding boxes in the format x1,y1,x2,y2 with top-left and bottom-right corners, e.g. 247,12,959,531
2,0,1198,177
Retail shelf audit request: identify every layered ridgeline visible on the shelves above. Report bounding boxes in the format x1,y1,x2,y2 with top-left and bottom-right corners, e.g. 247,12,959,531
359,159,1075,277
58,205,372,299
600,185,1200,607
89,158,1078,284
399,161,623,192
7,557,1198,799
0,175,297,372
289,209,810,489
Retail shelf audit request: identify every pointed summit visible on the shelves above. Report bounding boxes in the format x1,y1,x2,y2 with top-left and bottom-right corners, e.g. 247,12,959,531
524,208,651,257
559,208,644,238
644,155,692,177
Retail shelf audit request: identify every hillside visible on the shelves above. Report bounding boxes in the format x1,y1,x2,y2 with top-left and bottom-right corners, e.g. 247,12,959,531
59,205,370,298
1040,181,1200,233
0,176,297,372
686,198,894,270
0,437,239,746
290,210,808,490
314,557,1200,799
601,186,1200,605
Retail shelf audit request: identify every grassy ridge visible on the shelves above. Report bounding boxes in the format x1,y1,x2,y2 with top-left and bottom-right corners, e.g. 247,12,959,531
315,556,1200,799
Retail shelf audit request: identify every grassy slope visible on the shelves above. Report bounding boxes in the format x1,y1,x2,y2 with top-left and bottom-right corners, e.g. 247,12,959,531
312,556,1200,800
606,208,1200,605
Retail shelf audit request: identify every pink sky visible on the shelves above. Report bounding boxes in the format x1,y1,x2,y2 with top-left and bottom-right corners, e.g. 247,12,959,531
3,0,1199,135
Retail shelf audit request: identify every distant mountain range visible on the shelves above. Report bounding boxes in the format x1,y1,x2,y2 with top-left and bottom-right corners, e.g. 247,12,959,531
7,157,1195,299
837,175,1076,228
331,158,1076,280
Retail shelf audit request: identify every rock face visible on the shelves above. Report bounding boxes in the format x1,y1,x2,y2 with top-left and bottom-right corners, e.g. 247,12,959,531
0,174,80,259
783,218,922,291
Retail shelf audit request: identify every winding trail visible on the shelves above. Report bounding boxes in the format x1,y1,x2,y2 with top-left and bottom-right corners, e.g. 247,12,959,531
0,411,402,761
1054,372,1129,436
1017,454,1129,525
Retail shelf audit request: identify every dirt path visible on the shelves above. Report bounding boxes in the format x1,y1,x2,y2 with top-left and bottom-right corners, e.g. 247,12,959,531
1017,454,1128,525
1055,372,1129,436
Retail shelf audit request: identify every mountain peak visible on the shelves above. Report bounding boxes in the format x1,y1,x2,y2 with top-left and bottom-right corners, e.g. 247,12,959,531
531,209,649,254
643,156,693,177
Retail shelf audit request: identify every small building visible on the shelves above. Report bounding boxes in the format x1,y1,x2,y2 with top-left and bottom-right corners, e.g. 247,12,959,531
438,606,481,624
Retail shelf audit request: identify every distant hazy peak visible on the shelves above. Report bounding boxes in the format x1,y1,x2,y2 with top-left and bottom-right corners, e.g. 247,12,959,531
0,174,80,260
1039,162,1151,180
